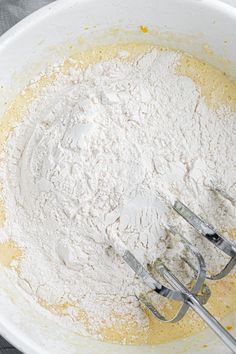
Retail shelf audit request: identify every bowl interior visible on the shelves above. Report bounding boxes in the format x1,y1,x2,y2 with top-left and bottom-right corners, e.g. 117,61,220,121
0,0,235,353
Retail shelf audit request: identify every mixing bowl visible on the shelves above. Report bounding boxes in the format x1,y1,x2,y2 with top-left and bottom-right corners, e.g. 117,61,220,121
0,0,235,353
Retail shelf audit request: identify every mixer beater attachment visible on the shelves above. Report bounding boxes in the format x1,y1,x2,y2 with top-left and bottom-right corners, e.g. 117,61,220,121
121,188,236,352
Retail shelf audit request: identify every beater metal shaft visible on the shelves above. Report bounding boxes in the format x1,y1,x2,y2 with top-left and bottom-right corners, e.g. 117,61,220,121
158,263,236,353
120,190,236,352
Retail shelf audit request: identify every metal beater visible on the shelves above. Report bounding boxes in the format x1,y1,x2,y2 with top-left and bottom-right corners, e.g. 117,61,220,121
121,187,236,352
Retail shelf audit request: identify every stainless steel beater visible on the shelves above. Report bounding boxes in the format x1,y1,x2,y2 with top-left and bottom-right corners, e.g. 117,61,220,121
121,188,236,353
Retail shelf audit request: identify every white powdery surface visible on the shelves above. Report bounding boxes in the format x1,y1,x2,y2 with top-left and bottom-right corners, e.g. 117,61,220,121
0,49,235,337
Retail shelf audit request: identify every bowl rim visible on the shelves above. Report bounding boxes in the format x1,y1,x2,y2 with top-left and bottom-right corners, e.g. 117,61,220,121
1,0,236,49
0,0,236,353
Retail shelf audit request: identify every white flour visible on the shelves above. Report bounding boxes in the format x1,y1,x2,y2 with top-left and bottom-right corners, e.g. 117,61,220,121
0,48,235,338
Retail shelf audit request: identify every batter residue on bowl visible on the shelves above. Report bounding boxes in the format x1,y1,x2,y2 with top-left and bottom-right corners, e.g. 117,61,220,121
0,43,235,344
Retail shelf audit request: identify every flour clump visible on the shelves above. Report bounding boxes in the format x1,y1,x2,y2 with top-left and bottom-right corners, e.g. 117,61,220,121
0,48,235,340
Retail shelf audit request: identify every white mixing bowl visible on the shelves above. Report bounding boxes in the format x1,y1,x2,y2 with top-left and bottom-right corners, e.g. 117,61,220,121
0,0,235,353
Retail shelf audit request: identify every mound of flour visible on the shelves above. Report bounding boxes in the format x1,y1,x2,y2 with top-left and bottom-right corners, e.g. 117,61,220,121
0,48,235,337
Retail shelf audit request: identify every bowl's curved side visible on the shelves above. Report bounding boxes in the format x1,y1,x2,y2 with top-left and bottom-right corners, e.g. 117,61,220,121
1,0,236,115
0,1,235,353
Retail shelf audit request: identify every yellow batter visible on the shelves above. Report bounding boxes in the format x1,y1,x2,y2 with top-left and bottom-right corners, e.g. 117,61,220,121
0,43,235,345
